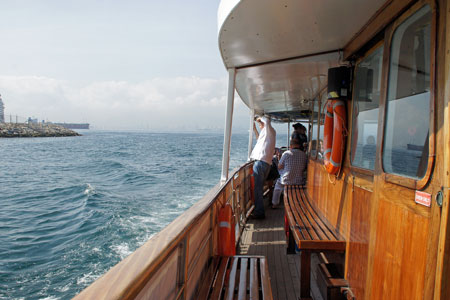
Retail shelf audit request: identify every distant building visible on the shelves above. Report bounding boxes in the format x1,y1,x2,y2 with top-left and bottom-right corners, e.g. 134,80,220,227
28,117,38,124
0,94,4,123
54,123,90,129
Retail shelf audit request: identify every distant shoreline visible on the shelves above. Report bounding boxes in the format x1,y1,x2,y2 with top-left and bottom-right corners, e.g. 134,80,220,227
0,123,81,138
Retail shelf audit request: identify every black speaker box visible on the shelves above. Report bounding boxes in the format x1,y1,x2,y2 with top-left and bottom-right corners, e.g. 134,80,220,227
327,66,351,100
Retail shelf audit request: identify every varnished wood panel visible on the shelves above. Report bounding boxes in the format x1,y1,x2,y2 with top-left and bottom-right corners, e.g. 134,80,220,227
306,161,352,240
370,199,429,299
437,0,450,298
346,187,372,300
442,201,450,298
136,248,179,299
186,242,210,300
188,212,210,268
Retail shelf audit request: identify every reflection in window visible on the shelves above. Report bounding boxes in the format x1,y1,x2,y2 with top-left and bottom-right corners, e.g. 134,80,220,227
383,5,431,178
351,46,383,170
318,93,327,160
309,99,319,158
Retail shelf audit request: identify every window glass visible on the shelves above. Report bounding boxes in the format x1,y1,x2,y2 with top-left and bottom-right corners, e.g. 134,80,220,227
351,46,383,170
318,93,327,159
383,5,431,178
309,99,319,157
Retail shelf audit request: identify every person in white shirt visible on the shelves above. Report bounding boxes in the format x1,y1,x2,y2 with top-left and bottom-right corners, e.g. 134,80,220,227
271,138,307,207
250,116,276,219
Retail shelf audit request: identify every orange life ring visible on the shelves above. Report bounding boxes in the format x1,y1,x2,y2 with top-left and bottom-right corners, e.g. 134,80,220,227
218,204,236,256
323,99,347,175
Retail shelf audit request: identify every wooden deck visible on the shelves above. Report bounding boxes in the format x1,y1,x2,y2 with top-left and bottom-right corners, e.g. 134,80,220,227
238,199,324,300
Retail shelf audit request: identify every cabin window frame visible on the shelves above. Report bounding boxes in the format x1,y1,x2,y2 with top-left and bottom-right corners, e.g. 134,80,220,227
378,1,436,190
349,41,385,177
317,91,327,163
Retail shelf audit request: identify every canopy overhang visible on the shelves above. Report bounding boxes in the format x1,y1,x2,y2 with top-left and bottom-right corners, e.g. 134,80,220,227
218,0,386,120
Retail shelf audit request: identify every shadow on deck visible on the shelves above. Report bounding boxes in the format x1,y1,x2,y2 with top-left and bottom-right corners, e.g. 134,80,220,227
238,199,324,300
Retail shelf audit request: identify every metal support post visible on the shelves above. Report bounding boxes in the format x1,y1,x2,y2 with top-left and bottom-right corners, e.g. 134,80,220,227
247,109,255,161
287,121,291,147
221,68,236,182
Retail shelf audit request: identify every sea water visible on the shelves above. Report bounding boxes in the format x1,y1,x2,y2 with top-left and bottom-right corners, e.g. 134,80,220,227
0,131,286,300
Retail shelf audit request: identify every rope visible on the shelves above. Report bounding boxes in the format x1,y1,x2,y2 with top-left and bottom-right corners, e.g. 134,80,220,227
328,172,337,184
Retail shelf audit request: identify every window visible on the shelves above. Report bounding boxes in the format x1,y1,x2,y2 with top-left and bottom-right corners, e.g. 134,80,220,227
382,5,432,179
351,46,383,170
309,98,319,158
318,92,327,160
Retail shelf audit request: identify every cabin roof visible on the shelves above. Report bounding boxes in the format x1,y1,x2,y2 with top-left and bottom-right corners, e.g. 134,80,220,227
218,0,386,120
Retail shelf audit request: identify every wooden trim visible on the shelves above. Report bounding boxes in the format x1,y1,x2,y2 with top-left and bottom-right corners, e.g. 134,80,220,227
350,166,375,177
349,41,384,175
434,0,450,298
379,0,437,190
363,22,392,296
179,237,188,300
344,0,417,59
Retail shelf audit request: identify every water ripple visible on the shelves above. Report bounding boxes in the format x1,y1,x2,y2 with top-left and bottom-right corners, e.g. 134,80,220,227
0,131,256,300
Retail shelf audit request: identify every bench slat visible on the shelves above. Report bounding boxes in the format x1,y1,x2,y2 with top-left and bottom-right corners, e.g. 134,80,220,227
259,257,273,300
290,187,323,240
296,187,335,240
238,258,248,300
300,189,344,241
206,256,272,300
285,192,304,245
225,257,239,300
284,185,346,252
249,258,260,300
287,186,313,240
286,187,312,240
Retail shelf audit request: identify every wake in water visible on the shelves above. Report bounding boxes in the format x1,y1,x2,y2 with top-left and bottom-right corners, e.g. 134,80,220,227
83,183,95,196
0,131,255,299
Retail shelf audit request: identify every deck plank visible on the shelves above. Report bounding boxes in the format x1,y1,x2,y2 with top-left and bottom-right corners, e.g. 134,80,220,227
238,196,324,300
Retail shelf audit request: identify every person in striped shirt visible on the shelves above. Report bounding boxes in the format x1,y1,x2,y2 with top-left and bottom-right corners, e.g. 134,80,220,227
271,138,307,208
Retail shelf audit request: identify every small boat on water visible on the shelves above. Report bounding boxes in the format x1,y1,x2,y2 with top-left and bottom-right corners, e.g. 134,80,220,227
75,0,450,299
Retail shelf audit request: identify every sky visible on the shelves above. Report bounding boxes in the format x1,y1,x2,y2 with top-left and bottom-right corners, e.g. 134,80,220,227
0,0,252,131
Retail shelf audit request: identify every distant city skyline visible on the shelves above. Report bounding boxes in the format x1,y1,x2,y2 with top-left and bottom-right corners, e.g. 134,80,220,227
0,1,251,132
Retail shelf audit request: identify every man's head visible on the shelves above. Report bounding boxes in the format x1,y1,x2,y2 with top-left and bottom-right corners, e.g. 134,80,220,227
293,123,306,133
290,138,301,149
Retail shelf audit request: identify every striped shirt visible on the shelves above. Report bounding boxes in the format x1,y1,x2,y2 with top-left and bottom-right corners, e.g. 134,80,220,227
278,148,307,185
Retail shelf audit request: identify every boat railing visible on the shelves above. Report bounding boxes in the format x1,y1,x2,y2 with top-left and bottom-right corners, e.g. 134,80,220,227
74,161,254,300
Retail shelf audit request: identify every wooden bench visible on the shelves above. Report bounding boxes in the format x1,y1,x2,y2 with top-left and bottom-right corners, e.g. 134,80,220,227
199,255,273,300
283,185,346,300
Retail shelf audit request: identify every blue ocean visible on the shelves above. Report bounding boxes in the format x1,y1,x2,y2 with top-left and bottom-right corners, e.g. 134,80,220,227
0,131,287,300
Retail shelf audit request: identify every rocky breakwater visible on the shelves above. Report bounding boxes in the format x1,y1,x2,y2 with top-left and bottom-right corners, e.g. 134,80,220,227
0,123,81,137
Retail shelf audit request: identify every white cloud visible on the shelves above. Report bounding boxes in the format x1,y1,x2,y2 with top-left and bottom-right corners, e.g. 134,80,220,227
0,75,250,131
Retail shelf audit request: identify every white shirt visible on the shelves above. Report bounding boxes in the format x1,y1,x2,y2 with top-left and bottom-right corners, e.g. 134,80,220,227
250,117,276,165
